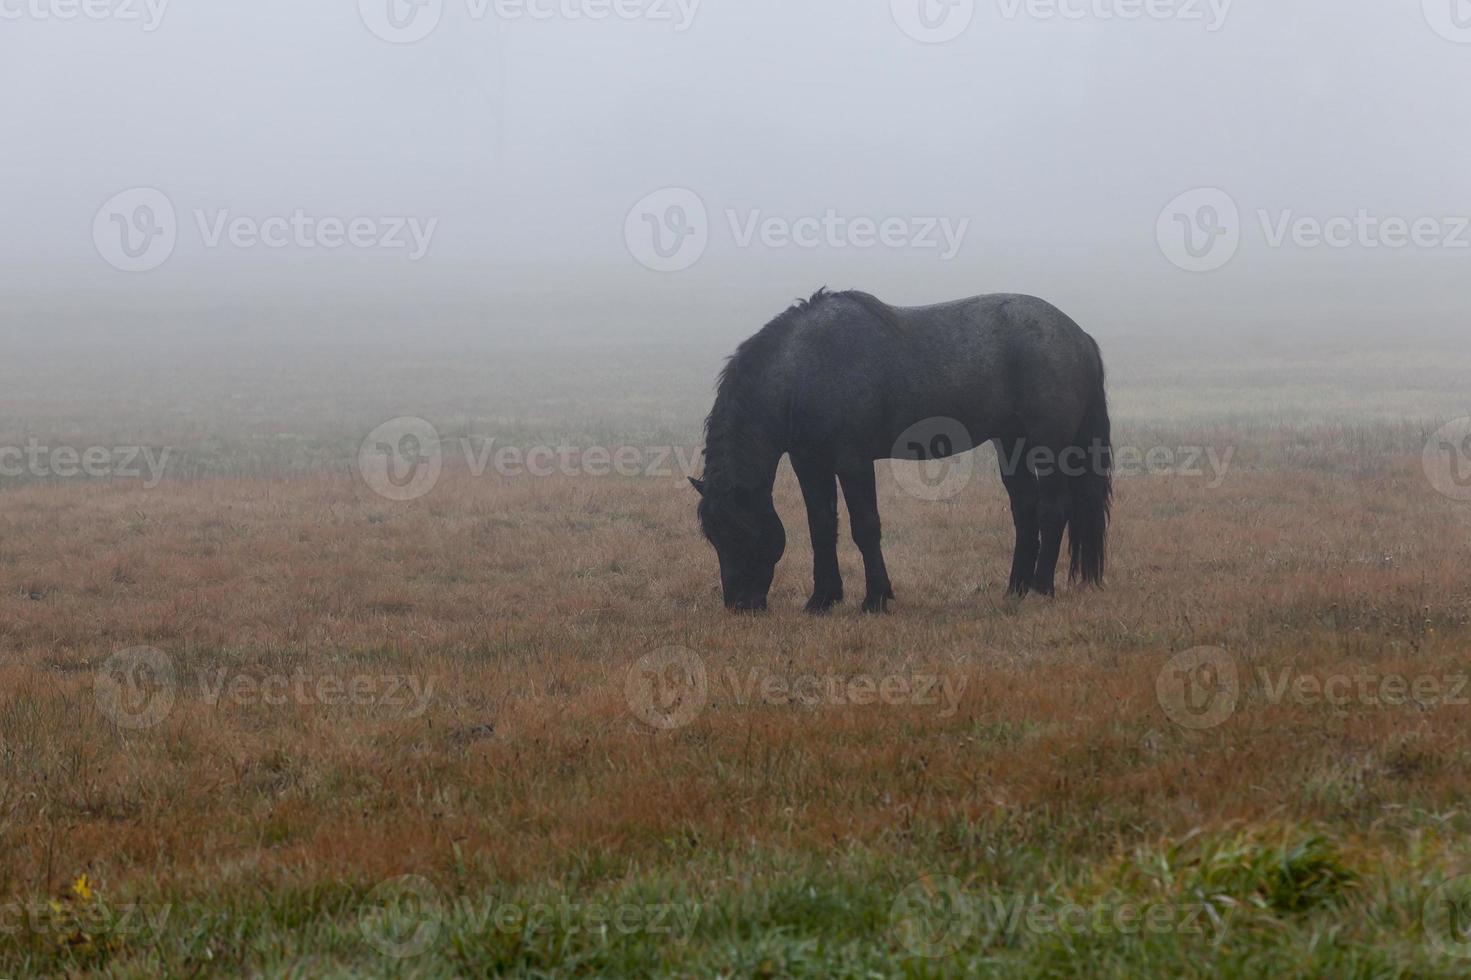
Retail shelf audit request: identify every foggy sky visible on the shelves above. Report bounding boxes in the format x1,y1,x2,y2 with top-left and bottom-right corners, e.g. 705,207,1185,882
3,0,1468,342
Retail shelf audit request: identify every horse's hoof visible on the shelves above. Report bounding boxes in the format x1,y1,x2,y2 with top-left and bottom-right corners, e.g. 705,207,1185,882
860,595,893,614
727,600,769,614
804,594,842,615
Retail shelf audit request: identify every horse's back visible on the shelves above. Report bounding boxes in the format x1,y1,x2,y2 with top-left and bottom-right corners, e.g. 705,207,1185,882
896,293,1094,353
781,291,1103,460
794,291,1100,391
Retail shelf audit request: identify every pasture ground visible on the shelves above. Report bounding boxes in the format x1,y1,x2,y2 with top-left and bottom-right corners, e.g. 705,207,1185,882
2,322,1470,977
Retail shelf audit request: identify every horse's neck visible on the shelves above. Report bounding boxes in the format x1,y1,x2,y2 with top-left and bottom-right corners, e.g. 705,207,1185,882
705,399,783,493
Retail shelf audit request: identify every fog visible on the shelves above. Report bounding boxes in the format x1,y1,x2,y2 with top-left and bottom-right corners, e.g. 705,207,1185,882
3,0,1468,346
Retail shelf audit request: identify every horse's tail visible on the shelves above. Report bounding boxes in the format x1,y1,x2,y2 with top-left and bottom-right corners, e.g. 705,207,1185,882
1067,362,1112,588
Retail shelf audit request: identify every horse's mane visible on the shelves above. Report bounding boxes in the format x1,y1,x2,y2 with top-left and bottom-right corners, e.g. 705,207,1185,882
702,288,892,496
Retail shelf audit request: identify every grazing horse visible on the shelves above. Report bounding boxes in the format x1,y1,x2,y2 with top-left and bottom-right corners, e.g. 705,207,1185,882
690,289,1111,613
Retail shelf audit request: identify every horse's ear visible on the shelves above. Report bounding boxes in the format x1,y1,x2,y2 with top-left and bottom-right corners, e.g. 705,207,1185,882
688,477,706,496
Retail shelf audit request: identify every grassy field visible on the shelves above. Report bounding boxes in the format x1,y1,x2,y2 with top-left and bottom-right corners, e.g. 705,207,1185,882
2,326,1471,976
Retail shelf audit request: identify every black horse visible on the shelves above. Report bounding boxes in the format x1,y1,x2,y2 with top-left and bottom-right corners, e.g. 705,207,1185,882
691,289,1111,613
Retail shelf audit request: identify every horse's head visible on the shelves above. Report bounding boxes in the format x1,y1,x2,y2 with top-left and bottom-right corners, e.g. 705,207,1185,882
691,478,785,612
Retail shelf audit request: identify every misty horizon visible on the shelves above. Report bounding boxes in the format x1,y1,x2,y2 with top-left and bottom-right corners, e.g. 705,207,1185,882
4,0,1469,349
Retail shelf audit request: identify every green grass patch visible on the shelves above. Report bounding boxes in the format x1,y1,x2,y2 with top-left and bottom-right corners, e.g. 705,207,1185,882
5,824,1471,978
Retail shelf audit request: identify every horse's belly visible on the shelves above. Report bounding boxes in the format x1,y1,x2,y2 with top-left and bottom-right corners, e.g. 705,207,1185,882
875,409,1000,463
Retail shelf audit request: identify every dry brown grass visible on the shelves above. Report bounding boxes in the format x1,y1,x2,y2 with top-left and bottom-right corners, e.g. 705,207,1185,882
2,436,1469,904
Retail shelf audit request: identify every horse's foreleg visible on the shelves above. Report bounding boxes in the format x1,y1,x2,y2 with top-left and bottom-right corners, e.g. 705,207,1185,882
838,464,894,614
998,438,1040,597
1033,471,1071,597
794,456,843,614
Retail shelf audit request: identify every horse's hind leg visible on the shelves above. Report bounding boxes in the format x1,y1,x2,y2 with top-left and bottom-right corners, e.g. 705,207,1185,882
793,455,843,614
838,464,894,614
1032,470,1071,597
997,437,1040,597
